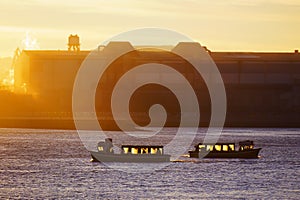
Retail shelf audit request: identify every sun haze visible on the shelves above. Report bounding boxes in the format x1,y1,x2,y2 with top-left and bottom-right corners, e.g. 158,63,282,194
0,0,299,56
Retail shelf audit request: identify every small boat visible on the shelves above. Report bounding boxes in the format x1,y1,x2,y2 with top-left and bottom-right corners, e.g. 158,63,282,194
90,138,171,163
189,140,261,159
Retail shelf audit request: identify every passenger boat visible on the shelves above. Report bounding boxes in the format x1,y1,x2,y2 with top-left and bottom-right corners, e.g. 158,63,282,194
90,138,171,163
189,140,261,159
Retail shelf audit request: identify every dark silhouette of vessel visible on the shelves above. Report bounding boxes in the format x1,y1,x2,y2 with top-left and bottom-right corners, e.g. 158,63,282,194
189,140,261,159
90,138,171,163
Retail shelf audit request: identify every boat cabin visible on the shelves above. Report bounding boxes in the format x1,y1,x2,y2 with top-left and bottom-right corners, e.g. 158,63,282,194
239,140,254,151
121,145,164,155
189,140,260,159
194,140,256,153
195,143,235,152
92,139,171,162
97,138,114,153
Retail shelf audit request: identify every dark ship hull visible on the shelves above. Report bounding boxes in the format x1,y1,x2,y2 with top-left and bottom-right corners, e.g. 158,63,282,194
90,151,170,163
189,148,261,159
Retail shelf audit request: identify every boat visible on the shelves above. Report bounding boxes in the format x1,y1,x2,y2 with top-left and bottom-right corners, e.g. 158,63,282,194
90,138,171,163
189,140,261,159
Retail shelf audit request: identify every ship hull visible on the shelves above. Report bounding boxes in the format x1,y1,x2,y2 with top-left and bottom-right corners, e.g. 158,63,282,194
189,148,261,159
90,151,170,163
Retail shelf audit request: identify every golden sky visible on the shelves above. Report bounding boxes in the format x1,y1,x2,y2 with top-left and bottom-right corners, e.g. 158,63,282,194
0,0,299,57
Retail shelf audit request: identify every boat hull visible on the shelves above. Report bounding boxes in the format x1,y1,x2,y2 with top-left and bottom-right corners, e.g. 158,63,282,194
189,148,261,159
90,151,171,163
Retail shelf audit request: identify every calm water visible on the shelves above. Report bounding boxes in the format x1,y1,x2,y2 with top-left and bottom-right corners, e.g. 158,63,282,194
0,128,299,199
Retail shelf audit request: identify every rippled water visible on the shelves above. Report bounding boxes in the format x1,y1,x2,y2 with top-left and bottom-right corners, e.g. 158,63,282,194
0,128,299,199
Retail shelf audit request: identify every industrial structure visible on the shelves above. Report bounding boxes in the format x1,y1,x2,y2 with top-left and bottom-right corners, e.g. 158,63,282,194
5,36,300,129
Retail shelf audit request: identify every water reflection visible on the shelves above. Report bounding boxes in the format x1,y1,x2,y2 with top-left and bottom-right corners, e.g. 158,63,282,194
0,128,299,199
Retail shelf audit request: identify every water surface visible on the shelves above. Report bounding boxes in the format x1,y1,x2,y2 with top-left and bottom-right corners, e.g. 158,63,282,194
0,128,299,199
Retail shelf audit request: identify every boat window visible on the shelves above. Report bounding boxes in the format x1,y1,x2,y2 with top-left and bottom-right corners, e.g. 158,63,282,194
245,145,253,150
198,145,205,152
132,147,138,154
206,145,213,151
158,148,163,155
123,147,129,154
206,145,209,151
151,148,158,154
141,148,148,154
215,145,222,151
222,145,228,151
229,144,235,151
241,145,251,150
98,146,104,151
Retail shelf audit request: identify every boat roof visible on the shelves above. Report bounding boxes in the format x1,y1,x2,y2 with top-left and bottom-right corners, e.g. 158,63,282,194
239,140,254,145
121,145,164,148
197,141,254,146
197,143,235,145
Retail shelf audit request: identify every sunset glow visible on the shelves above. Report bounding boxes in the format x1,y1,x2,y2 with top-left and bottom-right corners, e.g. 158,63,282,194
0,0,299,57
21,31,40,50
0,1,300,199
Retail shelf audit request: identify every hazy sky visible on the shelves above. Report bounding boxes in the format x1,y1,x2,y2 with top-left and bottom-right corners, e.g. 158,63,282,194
0,0,299,57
